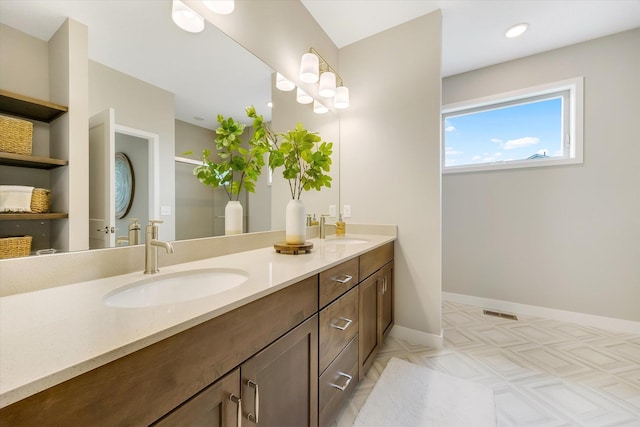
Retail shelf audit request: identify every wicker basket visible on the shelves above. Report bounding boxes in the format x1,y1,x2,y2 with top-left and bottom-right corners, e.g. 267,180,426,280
0,235,32,259
31,188,51,213
0,115,33,155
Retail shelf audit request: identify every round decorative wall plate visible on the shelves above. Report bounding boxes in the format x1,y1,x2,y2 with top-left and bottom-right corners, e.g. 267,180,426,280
115,152,135,219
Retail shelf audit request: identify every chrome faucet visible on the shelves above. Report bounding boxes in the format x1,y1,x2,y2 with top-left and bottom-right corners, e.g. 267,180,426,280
319,214,336,239
145,219,174,274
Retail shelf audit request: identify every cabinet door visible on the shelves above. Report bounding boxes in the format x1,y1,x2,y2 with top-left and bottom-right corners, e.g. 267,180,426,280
378,262,394,340
358,273,379,379
153,368,241,427
241,315,318,427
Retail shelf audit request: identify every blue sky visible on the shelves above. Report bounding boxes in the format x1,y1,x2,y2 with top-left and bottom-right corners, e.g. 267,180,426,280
444,97,563,167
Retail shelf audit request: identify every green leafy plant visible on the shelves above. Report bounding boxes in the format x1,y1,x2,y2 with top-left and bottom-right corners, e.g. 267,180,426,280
188,106,271,201
268,122,333,200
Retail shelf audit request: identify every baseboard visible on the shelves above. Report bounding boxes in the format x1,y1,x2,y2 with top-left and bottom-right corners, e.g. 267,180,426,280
389,325,444,349
443,292,640,335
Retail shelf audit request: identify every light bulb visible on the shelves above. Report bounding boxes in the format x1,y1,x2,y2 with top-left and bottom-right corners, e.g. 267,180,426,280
318,71,336,98
296,87,313,104
299,53,319,83
203,0,235,15
276,72,296,91
172,0,204,33
314,100,328,114
334,86,350,109
505,23,528,38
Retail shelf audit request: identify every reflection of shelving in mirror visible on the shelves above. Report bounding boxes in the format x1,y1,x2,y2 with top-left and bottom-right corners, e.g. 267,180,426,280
0,213,69,220
0,89,68,123
0,152,67,169
0,90,69,224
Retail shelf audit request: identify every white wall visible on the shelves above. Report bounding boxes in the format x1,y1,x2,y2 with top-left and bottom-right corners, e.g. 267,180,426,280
89,61,176,240
340,11,443,342
200,3,444,343
115,133,149,240
442,28,640,322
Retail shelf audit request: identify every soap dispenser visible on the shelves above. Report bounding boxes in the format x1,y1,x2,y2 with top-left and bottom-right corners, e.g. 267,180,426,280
335,214,346,236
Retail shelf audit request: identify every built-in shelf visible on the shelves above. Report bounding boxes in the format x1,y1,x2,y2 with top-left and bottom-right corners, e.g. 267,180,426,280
0,213,69,220
0,152,68,169
0,89,68,123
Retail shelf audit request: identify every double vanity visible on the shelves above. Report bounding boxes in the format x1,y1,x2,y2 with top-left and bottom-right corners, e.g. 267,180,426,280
0,230,395,426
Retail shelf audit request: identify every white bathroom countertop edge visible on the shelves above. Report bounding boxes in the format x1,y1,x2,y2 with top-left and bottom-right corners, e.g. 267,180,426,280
0,233,395,408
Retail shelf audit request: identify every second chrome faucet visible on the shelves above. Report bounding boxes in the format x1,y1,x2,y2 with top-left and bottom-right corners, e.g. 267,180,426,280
145,219,174,274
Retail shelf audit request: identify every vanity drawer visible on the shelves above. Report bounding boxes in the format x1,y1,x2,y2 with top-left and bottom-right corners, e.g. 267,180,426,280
319,257,359,308
318,336,359,427
359,241,394,280
319,286,358,374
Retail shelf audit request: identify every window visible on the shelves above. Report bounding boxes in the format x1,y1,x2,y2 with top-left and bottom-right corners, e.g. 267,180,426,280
442,77,583,173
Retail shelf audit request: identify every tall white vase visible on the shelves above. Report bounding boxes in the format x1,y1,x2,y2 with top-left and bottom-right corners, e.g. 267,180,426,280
285,199,306,245
225,200,243,235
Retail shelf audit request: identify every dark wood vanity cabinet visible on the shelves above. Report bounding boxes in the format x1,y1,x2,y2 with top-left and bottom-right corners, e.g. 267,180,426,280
358,242,394,379
0,242,394,427
153,315,319,427
153,369,242,427
241,315,318,427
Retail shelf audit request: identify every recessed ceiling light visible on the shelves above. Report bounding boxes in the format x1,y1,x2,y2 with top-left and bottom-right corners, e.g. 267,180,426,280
505,23,529,38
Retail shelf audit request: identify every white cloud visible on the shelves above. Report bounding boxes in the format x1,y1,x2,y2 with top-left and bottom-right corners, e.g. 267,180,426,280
504,137,539,149
445,146,463,155
490,138,502,143
445,125,456,132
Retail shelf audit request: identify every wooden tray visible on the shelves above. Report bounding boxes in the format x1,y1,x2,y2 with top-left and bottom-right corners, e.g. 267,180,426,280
274,241,314,255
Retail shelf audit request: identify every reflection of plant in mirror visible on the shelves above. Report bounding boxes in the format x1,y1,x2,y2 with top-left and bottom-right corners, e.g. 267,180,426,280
269,123,333,200
188,106,271,201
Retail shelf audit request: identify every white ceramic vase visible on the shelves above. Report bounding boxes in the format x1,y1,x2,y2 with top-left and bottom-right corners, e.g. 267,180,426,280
285,199,306,245
225,200,243,235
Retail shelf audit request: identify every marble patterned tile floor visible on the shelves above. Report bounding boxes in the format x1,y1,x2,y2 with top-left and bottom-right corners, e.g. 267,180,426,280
334,301,640,426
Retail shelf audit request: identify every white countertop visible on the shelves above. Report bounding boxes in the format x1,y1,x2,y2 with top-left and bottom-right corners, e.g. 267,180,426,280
0,234,394,408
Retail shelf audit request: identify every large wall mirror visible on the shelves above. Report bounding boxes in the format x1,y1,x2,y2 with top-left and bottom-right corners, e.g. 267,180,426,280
0,0,340,253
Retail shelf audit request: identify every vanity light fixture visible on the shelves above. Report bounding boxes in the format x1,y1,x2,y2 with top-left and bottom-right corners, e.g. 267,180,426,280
313,100,329,114
172,0,205,33
173,0,235,33
505,23,529,38
298,48,350,109
203,0,235,15
276,72,296,91
333,86,350,109
300,53,320,83
296,87,313,104
318,71,336,98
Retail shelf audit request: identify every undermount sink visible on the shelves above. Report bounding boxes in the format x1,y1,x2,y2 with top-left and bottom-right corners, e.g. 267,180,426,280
324,237,369,245
103,268,249,308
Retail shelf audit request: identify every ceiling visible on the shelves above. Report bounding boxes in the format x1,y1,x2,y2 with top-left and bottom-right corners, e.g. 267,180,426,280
301,0,640,77
1,1,639,129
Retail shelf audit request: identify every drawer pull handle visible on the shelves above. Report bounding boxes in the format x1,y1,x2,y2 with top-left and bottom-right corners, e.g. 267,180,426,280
247,380,259,423
330,372,353,391
230,394,242,427
332,274,353,284
330,317,353,331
